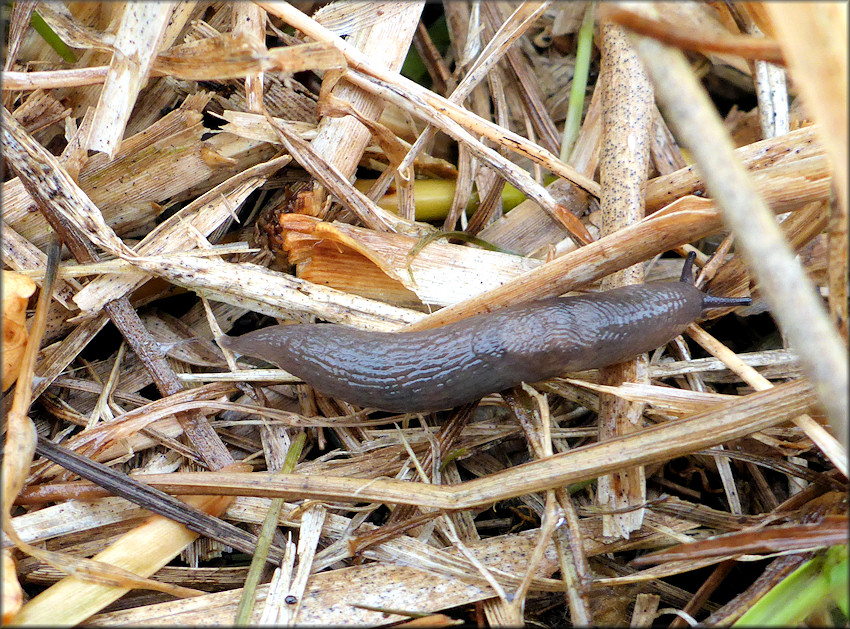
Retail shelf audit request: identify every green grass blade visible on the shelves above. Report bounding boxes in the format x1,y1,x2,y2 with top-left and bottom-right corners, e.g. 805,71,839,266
30,10,77,63
735,546,848,627
560,3,595,161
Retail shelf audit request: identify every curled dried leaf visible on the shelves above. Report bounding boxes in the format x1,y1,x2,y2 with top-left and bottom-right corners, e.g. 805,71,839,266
2,550,23,624
2,271,37,391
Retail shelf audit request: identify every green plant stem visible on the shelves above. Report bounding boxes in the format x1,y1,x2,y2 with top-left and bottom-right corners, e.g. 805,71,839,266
234,433,306,625
354,177,550,222
560,3,595,161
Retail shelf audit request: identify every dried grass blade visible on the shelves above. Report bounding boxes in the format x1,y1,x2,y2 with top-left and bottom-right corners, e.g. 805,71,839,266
306,0,423,184
3,0,38,70
564,380,733,417
153,35,345,80
4,497,148,548
87,2,176,157
32,315,109,400
32,438,283,564
4,96,208,249
8,491,236,626
766,4,847,213
234,433,305,624
600,4,784,64
29,383,234,479
122,254,422,330
1,110,130,258
276,503,326,625
86,531,556,625
2,66,113,91
403,199,724,331
257,1,600,198
632,516,848,564
4,524,207,606
1,271,37,390
263,116,414,233
31,2,113,52
1,223,79,308
279,214,539,307
233,2,266,111
126,379,818,510
645,126,823,212
389,0,553,200
71,154,290,314
686,323,847,476
2,549,23,623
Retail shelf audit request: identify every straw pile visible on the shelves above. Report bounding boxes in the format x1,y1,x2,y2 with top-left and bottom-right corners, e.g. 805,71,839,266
2,2,846,626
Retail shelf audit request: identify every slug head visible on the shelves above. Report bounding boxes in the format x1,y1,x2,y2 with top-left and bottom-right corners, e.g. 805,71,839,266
679,251,752,313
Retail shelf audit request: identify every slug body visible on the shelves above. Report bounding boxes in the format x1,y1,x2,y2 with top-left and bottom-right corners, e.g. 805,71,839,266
220,279,730,413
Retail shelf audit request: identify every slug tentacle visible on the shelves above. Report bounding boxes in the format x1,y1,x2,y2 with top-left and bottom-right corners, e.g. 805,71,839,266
220,258,750,412
679,251,697,284
701,294,753,310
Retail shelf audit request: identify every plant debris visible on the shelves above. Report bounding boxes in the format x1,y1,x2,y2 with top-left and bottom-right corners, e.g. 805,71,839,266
2,2,846,627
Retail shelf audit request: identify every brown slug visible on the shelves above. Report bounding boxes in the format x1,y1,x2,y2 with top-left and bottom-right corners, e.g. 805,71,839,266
219,253,750,412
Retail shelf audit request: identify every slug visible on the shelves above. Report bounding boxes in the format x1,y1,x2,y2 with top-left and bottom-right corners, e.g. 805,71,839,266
219,254,750,412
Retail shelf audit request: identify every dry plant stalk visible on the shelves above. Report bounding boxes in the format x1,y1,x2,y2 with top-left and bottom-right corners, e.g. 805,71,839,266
596,21,653,538
258,1,599,196
10,489,242,626
104,379,820,510
305,1,423,185
630,23,848,447
1,110,130,258
685,323,846,476
85,528,561,625
766,4,848,213
71,154,292,315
